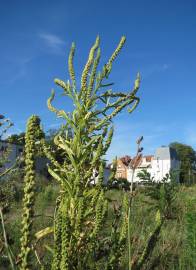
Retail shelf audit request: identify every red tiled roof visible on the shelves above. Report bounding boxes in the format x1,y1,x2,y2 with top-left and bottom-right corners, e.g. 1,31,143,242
145,155,154,162
129,154,142,168
120,155,132,166
115,154,154,169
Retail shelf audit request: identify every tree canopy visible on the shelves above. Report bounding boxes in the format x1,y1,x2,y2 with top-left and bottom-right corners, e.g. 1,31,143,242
6,132,25,145
170,142,196,184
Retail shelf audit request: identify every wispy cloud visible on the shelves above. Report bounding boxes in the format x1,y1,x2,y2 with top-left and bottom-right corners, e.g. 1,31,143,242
9,58,32,84
38,32,66,54
0,57,33,86
142,63,170,79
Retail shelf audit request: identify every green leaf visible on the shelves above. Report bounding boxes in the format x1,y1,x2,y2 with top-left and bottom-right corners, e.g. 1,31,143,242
48,167,73,197
35,226,53,240
44,244,54,254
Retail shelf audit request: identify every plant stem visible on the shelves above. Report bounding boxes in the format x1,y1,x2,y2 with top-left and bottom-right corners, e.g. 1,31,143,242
128,205,131,270
0,207,15,270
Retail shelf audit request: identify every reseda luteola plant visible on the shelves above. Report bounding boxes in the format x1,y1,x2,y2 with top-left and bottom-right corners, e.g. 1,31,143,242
19,115,43,270
41,36,141,269
17,36,140,269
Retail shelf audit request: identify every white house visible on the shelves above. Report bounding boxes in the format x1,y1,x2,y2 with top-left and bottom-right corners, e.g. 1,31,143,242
127,155,153,183
0,140,180,183
151,146,180,182
127,146,180,183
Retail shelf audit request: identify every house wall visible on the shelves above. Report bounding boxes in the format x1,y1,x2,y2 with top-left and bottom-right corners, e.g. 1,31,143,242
127,152,180,183
0,141,50,176
151,154,180,182
115,159,127,179
0,141,23,169
127,167,152,183
0,142,180,183
151,158,171,181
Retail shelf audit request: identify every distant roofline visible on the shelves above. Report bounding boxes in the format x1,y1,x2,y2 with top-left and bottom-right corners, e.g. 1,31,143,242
155,146,179,161
118,146,179,163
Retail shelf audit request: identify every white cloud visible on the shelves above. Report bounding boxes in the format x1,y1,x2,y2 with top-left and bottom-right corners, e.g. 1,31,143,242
38,32,66,53
142,63,170,79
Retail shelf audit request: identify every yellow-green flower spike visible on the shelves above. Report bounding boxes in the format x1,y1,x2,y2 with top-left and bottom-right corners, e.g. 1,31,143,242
68,42,76,90
19,115,42,270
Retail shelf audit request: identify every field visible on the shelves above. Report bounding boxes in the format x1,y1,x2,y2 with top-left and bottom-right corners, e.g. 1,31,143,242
1,173,195,269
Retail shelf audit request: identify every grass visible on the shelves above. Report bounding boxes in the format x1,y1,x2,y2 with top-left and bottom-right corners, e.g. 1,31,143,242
0,175,196,269
105,185,196,269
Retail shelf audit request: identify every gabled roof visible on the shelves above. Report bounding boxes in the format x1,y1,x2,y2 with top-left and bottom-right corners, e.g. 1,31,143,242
120,155,132,166
129,154,143,168
155,146,179,160
128,155,154,169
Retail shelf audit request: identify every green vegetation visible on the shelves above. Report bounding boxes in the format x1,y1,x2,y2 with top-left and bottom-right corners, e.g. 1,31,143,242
170,142,196,184
6,133,25,145
19,116,43,270
0,37,196,270
41,35,141,269
0,177,196,269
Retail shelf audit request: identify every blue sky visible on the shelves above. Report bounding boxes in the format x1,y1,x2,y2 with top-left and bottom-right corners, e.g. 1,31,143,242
1,0,196,161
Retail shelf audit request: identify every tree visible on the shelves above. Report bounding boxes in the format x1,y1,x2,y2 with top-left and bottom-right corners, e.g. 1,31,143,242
7,132,25,145
170,142,196,184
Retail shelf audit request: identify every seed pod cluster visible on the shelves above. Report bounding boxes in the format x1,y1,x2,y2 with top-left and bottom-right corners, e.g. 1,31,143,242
19,115,41,270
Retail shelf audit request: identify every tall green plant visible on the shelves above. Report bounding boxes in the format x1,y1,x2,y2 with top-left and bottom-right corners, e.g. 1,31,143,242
19,115,42,270
41,36,140,269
